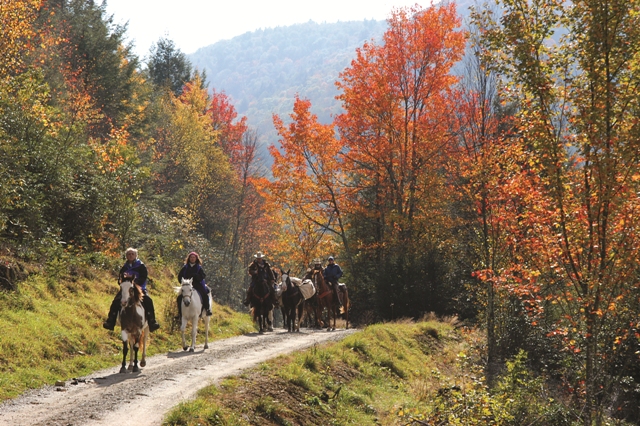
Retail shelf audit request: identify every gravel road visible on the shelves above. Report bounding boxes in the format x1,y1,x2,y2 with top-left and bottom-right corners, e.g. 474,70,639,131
0,328,358,426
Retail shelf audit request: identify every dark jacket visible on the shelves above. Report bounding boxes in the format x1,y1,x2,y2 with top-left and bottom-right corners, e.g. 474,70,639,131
248,260,275,285
119,260,148,292
324,263,343,283
178,263,207,291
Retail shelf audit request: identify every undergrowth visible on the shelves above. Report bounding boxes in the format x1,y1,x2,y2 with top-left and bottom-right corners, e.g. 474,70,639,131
163,319,628,426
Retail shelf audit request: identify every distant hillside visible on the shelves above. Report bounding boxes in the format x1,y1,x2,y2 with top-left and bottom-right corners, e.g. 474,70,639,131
189,20,388,149
189,2,474,153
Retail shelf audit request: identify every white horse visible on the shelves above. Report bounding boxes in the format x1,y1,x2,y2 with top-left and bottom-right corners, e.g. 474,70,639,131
118,279,149,373
176,277,211,352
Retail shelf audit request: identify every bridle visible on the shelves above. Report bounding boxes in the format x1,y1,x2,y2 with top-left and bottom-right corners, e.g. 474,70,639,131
181,280,195,306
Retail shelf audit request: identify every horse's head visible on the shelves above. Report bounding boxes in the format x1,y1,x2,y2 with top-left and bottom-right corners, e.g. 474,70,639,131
180,277,194,306
120,279,142,307
281,269,292,291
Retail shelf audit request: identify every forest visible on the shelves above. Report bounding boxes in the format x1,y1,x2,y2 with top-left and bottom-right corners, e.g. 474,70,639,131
1,0,639,424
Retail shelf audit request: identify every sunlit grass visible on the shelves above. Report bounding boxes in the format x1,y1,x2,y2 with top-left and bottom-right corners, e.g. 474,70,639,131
163,319,474,425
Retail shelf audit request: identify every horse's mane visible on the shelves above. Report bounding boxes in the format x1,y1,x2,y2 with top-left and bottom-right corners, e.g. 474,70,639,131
132,283,144,303
122,280,144,304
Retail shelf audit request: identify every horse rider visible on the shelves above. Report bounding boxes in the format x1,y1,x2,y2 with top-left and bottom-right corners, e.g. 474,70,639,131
323,255,344,309
243,251,275,306
177,251,212,317
103,247,161,332
304,258,324,280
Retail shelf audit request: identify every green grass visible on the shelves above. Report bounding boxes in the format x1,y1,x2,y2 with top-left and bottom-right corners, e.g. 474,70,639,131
0,263,254,401
161,318,471,425
161,318,594,425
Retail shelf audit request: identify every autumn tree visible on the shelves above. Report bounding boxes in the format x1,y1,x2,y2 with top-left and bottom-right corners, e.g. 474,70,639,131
475,0,640,421
334,4,467,319
268,96,350,270
0,0,150,253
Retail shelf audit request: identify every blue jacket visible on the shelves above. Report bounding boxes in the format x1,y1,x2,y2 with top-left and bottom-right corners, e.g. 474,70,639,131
119,260,148,292
324,263,343,283
178,263,207,292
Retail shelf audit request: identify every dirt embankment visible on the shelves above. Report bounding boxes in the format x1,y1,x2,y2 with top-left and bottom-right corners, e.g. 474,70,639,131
0,328,358,426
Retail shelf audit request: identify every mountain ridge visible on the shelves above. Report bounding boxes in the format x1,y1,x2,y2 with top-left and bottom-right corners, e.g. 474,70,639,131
188,19,388,149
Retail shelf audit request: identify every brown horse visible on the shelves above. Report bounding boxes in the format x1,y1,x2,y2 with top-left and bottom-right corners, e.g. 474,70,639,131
310,269,340,331
118,279,148,373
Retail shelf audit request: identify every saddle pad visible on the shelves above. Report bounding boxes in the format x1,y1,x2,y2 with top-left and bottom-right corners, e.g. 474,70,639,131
299,279,316,300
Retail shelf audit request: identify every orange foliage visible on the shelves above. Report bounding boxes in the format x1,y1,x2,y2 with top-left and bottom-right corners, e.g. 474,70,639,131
0,0,41,76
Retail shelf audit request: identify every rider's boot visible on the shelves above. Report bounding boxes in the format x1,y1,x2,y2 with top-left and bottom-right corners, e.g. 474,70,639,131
202,292,213,316
102,292,120,330
143,294,161,332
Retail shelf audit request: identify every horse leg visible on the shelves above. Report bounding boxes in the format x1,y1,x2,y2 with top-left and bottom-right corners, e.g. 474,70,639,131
139,328,147,367
181,315,189,351
332,306,337,331
267,309,274,332
132,343,140,373
203,315,210,349
281,306,287,329
296,301,304,332
120,340,128,373
258,309,264,334
190,317,197,352
128,339,137,370
285,306,291,332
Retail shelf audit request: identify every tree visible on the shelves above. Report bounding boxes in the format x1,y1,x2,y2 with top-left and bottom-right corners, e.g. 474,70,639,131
147,37,199,96
474,0,640,421
269,96,350,268
334,4,466,319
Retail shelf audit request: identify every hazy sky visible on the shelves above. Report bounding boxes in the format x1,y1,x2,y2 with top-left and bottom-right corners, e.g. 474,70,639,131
104,0,423,59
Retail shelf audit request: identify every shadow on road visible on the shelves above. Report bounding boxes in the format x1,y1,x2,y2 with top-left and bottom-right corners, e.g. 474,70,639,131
93,371,143,387
166,349,205,358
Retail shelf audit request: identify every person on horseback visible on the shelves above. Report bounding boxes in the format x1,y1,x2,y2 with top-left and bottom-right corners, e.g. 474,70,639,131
177,252,212,317
243,251,275,306
304,258,324,280
103,248,161,332
323,256,344,309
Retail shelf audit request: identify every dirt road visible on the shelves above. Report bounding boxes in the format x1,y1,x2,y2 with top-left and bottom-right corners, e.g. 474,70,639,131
0,328,358,426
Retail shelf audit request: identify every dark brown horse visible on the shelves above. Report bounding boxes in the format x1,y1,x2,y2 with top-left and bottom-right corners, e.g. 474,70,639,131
249,276,273,333
280,269,305,332
310,269,340,331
